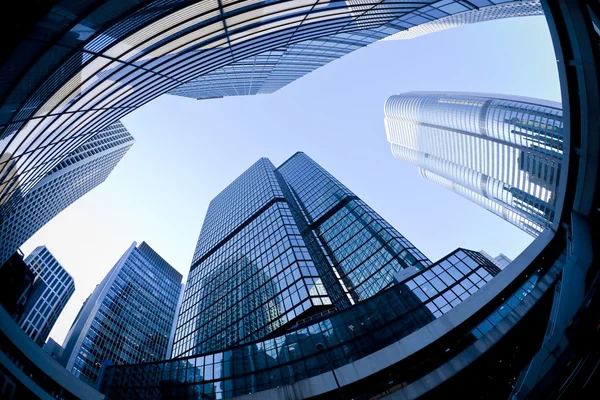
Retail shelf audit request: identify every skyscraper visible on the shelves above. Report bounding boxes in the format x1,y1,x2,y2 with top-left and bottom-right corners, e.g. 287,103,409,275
18,246,75,347
384,92,563,236
384,0,543,40
60,242,183,387
172,152,430,358
0,121,134,266
98,247,502,399
94,156,506,398
0,0,533,213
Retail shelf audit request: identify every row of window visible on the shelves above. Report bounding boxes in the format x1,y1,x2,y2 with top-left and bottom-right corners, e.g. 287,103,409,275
103,251,498,398
71,246,182,386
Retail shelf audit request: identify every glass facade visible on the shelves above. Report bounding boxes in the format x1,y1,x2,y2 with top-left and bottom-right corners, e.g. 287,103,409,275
0,1,530,217
384,92,564,236
396,249,500,318
176,158,331,358
384,0,543,40
99,248,500,399
19,246,75,347
0,121,134,266
173,152,430,359
278,153,431,302
60,242,183,387
471,249,565,340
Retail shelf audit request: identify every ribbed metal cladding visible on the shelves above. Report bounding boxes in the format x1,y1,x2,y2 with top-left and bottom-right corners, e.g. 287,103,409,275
385,92,564,236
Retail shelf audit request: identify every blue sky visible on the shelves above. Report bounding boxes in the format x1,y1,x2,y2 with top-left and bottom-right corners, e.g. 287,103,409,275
21,15,560,345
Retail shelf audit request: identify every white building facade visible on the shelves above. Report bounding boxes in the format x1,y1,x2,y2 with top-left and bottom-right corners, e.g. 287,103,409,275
384,92,563,236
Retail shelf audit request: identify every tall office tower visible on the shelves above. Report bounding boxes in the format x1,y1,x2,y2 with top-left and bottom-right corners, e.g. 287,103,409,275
385,0,543,40
0,121,134,266
60,242,183,387
172,152,430,358
384,92,563,236
18,246,75,347
480,250,512,270
1,0,533,214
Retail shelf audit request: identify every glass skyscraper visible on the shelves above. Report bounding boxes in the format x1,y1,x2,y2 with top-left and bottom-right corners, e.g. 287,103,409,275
99,248,501,399
172,152,430,358
384,0,543,40
384,91,563,236
60,242,183,387
94,155,505,399
0,121,134,266
18,246,75,347
0,0,532,216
